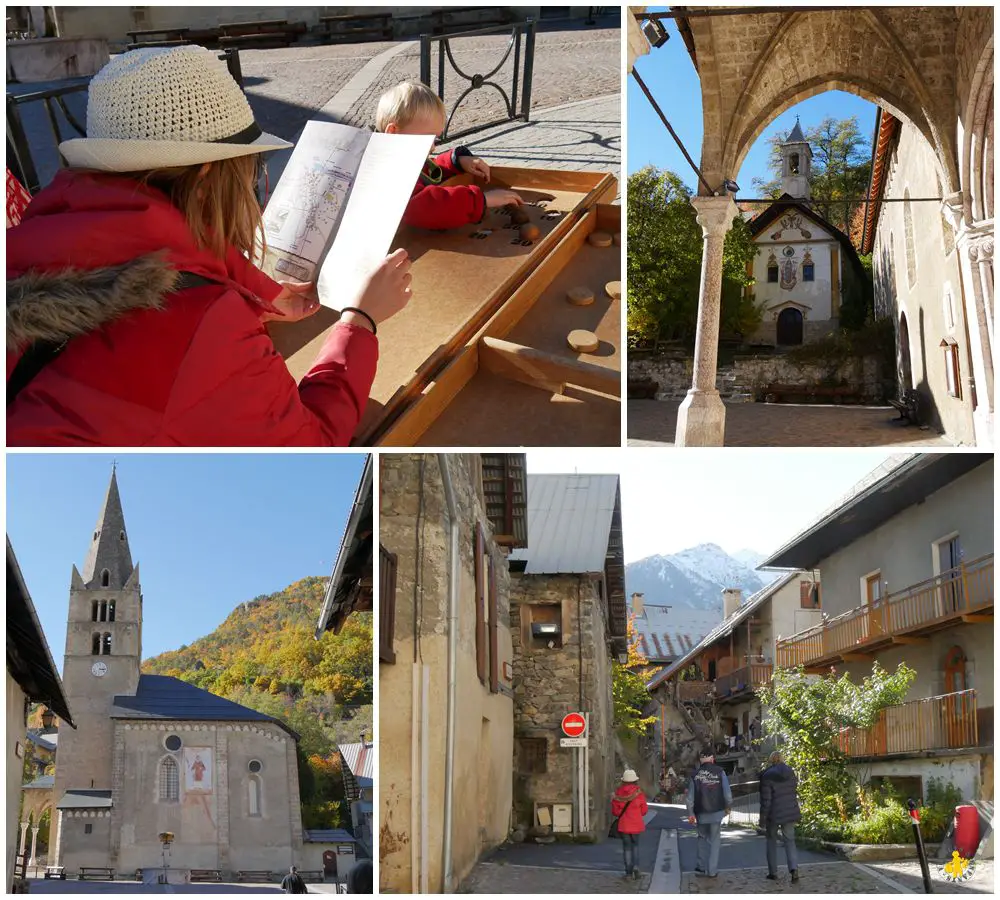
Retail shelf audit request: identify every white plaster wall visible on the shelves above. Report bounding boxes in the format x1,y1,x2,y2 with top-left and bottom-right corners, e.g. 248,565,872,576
859,755,981,803
873,123,975,444
6,675,27,892
753,239,836,323
768,576,823,647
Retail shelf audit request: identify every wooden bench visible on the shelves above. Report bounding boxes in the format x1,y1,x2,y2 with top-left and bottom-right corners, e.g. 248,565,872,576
888,388,921,424
126,27,189,42
79,867,115,881
432,7,513,33
236,870,275,882
298,870,325,883
190,869,224,883
319,13,393,44
126,39,190,50
762,383,863,405
217,19,305,49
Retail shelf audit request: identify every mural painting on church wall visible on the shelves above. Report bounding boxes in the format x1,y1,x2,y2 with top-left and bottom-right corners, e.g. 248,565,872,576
780,247,798,291
183,748,213,793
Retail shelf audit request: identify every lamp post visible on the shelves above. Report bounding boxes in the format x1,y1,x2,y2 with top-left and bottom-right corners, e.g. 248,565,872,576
158,832,174,885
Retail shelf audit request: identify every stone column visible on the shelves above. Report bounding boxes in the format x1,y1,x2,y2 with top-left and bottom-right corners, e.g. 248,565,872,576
675,194,740,446
28,826,40,868
19,821,29,857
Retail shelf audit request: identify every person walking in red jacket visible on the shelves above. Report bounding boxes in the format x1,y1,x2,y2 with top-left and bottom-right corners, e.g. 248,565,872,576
375,81,524,230
611,769,649,881
6,45,411,446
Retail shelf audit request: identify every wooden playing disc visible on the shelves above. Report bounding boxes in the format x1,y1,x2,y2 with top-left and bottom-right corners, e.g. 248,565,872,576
604,280,621,300
613,232,621,246
567,329,599,353
520,223,541,241
566,286,595,306
509,207,531,225
588,231,613,248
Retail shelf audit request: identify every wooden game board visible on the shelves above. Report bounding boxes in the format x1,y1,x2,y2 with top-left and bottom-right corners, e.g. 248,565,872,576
265,166,618,444
375,203,621,446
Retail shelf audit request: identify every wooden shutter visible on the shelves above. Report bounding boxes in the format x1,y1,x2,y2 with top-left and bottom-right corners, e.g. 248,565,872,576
488,552,499,694
379,545,397,664
475,523,487,684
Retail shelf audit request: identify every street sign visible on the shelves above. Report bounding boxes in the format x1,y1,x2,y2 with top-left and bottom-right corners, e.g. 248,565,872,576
561,712,587,737
560,736,588,748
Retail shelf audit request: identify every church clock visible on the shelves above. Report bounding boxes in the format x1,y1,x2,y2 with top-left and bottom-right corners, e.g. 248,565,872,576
91,661,109,677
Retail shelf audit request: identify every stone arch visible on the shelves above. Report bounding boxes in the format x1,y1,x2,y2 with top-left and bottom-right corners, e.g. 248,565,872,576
961,35,994,224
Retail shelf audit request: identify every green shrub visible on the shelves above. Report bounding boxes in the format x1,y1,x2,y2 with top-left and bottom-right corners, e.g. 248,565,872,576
842,799,913,844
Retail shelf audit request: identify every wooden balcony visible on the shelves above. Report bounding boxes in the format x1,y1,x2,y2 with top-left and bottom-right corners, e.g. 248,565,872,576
836,690,979,758
677,680,714,703
776,555,993,670
715,663,773,702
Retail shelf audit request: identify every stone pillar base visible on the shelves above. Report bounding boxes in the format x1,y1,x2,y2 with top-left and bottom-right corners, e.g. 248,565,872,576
674,389,726,447
973,407,993,449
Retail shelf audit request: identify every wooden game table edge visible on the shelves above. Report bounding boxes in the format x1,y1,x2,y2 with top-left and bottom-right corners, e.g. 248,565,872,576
373,203,622,446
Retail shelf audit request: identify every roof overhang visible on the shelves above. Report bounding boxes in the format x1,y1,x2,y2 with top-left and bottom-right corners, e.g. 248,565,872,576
762,454,990,570
57,789,112,810
317,455,374,638
7,536,74,725
860,107,901,254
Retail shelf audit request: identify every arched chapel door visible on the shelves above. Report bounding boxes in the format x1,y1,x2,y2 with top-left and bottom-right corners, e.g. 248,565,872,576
776,308,803,345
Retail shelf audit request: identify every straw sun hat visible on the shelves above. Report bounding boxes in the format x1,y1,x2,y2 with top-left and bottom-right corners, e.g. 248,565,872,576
59,45,291,172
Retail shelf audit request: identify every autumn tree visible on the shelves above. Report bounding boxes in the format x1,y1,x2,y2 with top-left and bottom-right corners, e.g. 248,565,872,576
612,614,658,739
752,116,872,234
627,166,760,344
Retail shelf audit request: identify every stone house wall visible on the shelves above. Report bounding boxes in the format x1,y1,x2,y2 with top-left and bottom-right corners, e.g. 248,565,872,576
509,574,615,836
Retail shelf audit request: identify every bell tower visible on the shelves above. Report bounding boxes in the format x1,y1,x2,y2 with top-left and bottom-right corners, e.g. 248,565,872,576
781,117,812,200
54,465,142,802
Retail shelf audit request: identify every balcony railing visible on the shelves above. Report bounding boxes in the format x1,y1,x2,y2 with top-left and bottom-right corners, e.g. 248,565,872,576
677,680,714,703
777,555,993,669
715,663,773,699
836,690,978,758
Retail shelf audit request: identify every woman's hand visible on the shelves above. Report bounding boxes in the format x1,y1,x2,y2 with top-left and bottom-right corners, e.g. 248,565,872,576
485,188,524,208
460,155,491,181
345,248,412,329
261,281,320,323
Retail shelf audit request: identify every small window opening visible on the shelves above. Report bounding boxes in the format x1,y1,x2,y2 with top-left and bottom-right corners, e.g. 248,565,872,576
102,633,112,655
101,569,110,588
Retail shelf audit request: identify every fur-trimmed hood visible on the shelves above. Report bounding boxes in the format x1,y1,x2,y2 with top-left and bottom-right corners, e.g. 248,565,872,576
6,253,178,352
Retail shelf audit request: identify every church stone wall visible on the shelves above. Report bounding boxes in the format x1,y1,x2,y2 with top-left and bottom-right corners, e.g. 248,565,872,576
509,574,616,836
57,810,112,874
379,454,514,894
873,122,975,445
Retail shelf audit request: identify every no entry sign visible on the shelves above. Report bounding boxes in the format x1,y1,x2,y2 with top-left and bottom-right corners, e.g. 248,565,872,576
561,712,587,738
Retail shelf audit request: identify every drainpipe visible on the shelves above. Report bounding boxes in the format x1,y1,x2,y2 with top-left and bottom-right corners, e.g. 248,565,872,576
438,455,460,893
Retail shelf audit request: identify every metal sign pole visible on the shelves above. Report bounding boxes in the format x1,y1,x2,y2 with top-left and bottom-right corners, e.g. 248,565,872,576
583,713,591,833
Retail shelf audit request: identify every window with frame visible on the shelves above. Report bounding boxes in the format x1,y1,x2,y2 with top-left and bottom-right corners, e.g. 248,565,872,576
102,632,112,655
474,523,488,684
379,544,397,664
799,581,821,609
941,339,961,398
802,263,815,282
517,737,547,774
84,823,93,834
248,774,262,817
159,757,180,802
91,633,101,655
101,569,110,588
767,264,779,283
865,572,883,605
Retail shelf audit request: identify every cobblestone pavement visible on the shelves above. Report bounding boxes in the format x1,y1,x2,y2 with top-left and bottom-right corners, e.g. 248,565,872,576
864,858,995,894
341,22,620,133
460,861,650,894
681,860,900,893
628,400,953,447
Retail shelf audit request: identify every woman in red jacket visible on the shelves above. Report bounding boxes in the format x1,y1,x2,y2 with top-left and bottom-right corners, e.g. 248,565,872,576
6,45,411,446
611,769,649,881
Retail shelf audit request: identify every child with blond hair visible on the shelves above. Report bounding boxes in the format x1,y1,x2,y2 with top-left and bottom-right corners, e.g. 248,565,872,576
376,81,523,230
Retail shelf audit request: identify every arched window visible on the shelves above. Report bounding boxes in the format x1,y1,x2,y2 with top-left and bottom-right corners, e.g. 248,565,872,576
101,569,110,588
91,602,99,622
108,601,116,623
102,633,112,655
97,601,107,622
903,189,916,287
91,633,101,655
248,775,262,817
789,153,800,175
159,757,180,802
119,530,126,541
767,262,779,283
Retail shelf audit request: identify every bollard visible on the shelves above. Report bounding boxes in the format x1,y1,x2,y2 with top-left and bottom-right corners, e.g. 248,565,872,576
908,799,934,894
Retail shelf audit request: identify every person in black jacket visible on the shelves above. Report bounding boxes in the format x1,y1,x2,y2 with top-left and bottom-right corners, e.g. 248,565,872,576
280,866,308,893
759,751,801,883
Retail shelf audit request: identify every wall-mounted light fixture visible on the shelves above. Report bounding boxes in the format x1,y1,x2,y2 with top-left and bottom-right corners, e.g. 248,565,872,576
641,18,670,49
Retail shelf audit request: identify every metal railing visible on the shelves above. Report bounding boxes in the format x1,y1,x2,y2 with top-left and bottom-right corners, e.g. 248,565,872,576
6,49,245,195
715,663,773,699
728,783,760,826
776,554,994,668
419,19,536,142
835,690,979,757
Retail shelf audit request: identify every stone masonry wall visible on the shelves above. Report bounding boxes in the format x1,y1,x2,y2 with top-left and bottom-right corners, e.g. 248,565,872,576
509,574,615,835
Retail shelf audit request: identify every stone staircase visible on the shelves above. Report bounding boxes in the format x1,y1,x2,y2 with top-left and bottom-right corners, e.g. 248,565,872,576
716,365,754,403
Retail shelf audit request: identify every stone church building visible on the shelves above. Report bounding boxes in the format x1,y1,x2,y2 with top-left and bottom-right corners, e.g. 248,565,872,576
746,120,867,346
50,469,334,879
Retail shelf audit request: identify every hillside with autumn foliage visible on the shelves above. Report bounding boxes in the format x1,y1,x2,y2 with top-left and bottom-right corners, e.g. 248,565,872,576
142,576,372,829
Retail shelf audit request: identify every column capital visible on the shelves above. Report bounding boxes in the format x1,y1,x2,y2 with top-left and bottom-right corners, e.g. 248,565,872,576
690,194,740,237
940,190,966,231
966,219,994,263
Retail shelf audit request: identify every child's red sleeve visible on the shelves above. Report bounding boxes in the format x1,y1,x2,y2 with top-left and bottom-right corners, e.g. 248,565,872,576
403,183,486,230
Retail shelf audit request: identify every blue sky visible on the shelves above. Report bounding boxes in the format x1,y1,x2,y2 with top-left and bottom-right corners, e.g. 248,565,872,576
627,10,878,193
527,450,895,563
6,453,367,667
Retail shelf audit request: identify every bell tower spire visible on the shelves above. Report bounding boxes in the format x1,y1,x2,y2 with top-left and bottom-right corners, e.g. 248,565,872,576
81,463,134,590
780,116,812,200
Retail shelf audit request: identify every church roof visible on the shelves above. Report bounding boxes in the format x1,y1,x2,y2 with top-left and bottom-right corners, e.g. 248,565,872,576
110,675,299,739
785,118,806,144
23,775,55,790
749,194,866,268
81,466,135,591
57,789,112,810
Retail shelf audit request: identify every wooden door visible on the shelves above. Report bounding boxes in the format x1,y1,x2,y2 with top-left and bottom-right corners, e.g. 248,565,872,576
777,308,804,345
944,646,968,747
866,573,885,641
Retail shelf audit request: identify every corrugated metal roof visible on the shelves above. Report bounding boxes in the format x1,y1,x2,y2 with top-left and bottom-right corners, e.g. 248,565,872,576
509,474,620,574
647,571,801,690
339,742,374,780
110,675,298,739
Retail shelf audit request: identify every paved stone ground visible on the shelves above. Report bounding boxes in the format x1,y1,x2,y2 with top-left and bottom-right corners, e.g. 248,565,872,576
865,858,995,894
628,400,953,447
681,860,898,893
27,878,340,893
460,861,649,893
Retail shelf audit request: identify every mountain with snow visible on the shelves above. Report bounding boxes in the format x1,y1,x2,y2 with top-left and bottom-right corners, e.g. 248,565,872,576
625,543,778,616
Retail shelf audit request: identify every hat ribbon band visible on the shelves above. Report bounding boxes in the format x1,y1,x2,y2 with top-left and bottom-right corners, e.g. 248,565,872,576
213,121,263,145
